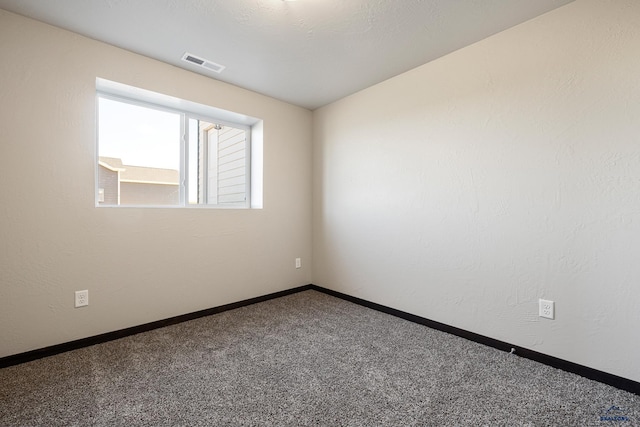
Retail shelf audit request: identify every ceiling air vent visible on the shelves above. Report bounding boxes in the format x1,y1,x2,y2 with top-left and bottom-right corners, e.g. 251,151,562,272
181,52,225,74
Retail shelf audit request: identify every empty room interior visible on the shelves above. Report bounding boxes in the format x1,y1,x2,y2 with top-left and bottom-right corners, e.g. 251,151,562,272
1,0,640,424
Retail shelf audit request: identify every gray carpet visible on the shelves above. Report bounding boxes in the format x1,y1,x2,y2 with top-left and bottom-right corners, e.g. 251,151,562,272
1,290,638,426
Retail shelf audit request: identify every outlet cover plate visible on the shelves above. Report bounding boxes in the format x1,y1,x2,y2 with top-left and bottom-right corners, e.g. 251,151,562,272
75,290,89,308
539,298,554,319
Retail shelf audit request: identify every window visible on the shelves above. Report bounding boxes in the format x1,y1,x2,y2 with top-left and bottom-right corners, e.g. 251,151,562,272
96,78,262,208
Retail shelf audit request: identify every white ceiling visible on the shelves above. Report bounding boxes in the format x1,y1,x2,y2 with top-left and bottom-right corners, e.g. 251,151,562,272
0,0,574,110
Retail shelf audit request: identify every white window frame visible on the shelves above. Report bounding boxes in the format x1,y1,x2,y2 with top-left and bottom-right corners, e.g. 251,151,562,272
95,78,262,209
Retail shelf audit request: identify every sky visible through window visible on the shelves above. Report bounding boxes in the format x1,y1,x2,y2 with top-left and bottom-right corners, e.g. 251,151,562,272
98,97,180,170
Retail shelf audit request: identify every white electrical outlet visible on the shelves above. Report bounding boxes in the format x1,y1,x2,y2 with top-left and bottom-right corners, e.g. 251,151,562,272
295,258,301,269
539,299,554,319
75,290,89,308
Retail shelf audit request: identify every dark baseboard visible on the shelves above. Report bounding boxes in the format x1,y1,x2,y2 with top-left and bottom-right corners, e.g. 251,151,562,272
0,284,313,369
2,283,638,396
309,284,640,396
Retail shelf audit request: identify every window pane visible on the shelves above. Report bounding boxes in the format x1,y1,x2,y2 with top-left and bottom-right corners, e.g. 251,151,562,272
187,119,247,206
96,79,257,209
98,97,181,206
217,124,247,204
188,118,199,205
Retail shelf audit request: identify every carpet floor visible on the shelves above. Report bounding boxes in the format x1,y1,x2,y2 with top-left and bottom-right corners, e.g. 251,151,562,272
1,289,638,426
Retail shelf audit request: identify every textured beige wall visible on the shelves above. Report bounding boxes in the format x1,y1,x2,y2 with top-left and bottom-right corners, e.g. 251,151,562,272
313,0,640,382
0,9,312,357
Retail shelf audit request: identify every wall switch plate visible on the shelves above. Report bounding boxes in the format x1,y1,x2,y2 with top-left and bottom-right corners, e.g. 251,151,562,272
295,258,301,269
75,290,89,308
539,298,554,319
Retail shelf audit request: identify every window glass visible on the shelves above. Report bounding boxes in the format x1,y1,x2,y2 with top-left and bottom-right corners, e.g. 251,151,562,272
96,89,252,208
98,97,181,206
187,119,247,205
